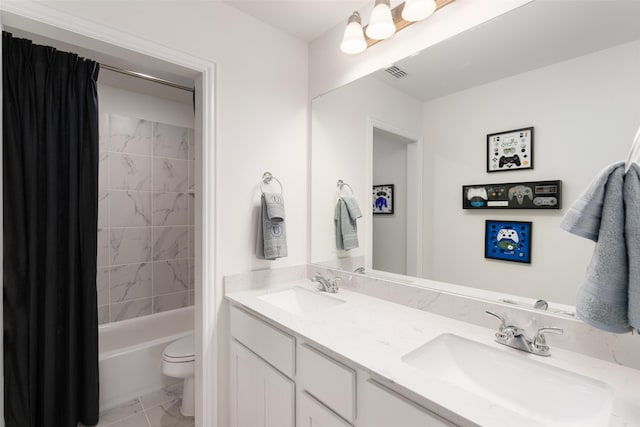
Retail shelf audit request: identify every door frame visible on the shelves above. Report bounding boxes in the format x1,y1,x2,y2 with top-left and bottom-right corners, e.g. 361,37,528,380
0,3,218,425
366,117,423,277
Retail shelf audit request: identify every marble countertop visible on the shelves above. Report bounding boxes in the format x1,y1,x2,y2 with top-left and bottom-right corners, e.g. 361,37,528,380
225,280,640,427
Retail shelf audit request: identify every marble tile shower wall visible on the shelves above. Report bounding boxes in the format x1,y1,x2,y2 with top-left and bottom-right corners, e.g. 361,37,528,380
96,114,195,324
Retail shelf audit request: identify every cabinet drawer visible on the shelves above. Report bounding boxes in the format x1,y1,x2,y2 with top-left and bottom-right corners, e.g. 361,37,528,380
298,391,352,427
230,305,295,378
297,344,356,423
362,379,456,427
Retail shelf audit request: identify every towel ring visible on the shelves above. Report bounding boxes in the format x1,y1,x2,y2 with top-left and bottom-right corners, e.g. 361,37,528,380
624,124,640,172
260,171,283,194
337,179,354,196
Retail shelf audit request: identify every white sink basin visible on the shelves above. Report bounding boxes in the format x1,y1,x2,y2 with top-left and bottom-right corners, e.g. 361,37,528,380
401,334,614,427
258,287,345,315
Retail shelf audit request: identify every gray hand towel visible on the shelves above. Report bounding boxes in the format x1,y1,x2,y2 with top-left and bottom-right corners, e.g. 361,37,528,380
573,165,632,333
335,200,343,250
560,161,625,241
264,192,285,221
256,192,288,260
625,163,640,329
343,196,363,221
335,197,361,251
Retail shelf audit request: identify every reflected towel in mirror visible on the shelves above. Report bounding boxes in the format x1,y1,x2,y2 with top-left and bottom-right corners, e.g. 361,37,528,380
335,196,362,251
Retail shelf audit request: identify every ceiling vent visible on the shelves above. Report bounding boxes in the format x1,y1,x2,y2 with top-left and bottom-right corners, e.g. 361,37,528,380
384,65,407,79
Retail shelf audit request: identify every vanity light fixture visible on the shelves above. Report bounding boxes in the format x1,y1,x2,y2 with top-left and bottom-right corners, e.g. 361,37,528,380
365,0,396,40
402,0,437,21
341,0,454,54
340,12,367,54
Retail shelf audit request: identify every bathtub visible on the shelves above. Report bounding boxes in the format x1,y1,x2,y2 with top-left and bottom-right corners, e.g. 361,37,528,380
98,306,194,410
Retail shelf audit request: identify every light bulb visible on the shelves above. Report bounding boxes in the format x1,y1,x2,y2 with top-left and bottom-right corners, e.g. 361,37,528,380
340,12,367,54
401,0,436,21
366,0,396,40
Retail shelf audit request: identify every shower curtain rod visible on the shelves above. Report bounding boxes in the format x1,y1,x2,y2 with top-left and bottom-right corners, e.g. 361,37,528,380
100,63,195,93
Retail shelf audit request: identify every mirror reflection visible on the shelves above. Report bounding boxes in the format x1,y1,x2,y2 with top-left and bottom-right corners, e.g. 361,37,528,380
311,1,640,311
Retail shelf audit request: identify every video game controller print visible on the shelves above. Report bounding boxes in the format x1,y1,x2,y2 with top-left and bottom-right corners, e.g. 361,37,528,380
497,228,519,243
508,185,533,205
499,154,521,168
496,228,519,251
467,187,488,200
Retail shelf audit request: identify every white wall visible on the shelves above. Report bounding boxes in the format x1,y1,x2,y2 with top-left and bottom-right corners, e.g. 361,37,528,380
373,129,408,275
309,0,531,98
311,77,422,267
98,84,194,129
7,2,309,426
423,41,640,304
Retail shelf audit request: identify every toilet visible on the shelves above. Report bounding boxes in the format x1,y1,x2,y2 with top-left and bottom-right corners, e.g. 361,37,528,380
161,333,195,416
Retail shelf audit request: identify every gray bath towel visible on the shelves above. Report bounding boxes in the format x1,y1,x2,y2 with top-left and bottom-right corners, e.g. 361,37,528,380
560,161,625,241
335,197,362,251
625,163,640,329
570,165,632,333
256,192,288,260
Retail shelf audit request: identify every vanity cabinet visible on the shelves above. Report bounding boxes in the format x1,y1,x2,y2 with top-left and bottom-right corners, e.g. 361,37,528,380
230,340,295,427
229,304,458,427
230,306,295,427
361,379,456,427
297,343,356,423
298,391,352,427
230,304,295,377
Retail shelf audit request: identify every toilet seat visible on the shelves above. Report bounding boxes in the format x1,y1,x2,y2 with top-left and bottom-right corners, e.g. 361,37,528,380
162,354,194,363
162,334,195,363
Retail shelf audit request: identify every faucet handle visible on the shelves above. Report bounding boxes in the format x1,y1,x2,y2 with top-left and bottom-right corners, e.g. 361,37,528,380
485,310,507,328
329,277,341,293
532,327,564,356
535,327,564,341
485,310,512,341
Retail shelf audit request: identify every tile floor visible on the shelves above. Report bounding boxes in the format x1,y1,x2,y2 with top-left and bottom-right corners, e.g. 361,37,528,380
95,382,194,427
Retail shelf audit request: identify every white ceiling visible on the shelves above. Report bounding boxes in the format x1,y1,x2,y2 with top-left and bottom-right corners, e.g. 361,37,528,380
372,1,640,101
223,0,369,42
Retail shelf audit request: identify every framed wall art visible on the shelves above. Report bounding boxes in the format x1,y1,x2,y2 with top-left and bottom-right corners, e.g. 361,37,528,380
485,220,532,263
487,127,534,172
462,180,561,210
372,184,394,214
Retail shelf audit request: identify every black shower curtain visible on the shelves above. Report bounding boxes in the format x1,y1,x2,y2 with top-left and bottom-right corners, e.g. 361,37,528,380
3,32,100,426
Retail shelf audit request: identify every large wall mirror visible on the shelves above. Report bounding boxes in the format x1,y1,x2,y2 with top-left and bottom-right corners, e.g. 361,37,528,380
311,1,640,314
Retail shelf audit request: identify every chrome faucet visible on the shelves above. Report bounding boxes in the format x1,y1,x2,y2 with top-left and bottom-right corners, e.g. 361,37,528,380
534,299,549,311
485,311,563,357
311,273,340,293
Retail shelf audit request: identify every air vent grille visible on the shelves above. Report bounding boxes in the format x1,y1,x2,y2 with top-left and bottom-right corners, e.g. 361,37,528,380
384,65,407,79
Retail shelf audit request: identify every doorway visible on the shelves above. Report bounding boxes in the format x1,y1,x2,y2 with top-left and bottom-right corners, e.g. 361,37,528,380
1,6,216,424
370,124,422,277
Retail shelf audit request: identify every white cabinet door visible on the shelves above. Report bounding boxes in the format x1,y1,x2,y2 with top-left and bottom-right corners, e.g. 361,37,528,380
230,339,295,427
298,391,352,427
361,379,457,427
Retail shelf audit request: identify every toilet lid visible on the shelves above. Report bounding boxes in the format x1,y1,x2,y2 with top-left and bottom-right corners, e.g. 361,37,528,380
163,333,195,360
